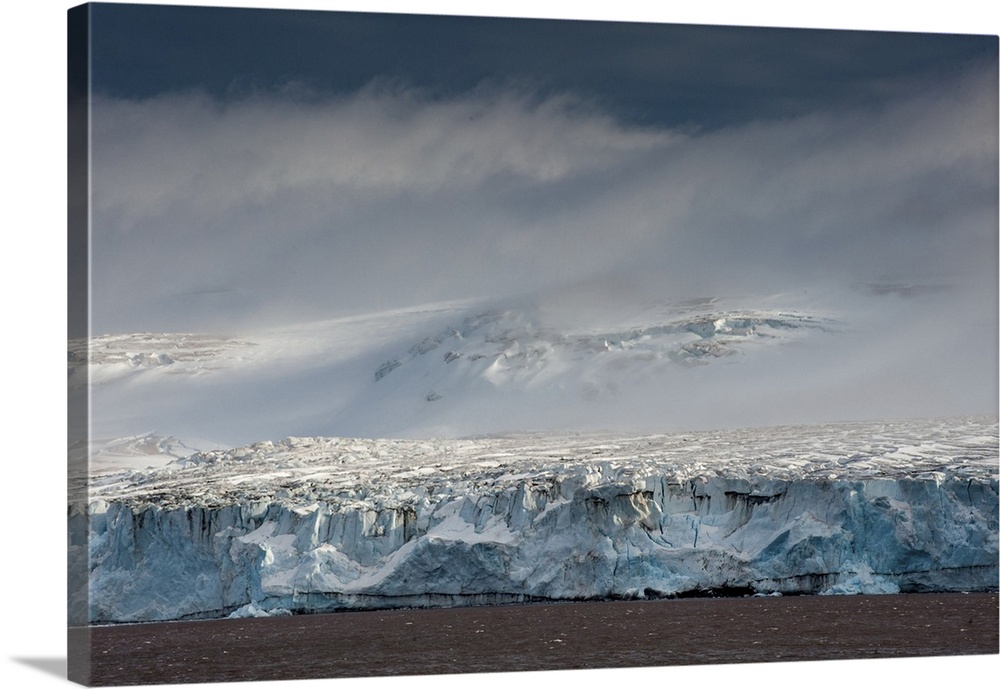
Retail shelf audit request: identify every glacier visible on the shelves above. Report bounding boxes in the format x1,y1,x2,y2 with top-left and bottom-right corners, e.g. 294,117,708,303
73,415,999,624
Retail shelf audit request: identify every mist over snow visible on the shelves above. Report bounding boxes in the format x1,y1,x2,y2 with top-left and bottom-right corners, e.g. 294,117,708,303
83,54,998,448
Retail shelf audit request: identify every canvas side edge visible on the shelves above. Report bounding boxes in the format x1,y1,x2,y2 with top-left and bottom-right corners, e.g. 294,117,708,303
67,3,92,686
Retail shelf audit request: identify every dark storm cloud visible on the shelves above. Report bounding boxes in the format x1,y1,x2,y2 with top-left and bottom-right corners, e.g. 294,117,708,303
89,3,995,129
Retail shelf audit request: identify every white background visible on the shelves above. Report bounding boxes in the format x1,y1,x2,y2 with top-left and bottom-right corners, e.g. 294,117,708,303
2,1,997,688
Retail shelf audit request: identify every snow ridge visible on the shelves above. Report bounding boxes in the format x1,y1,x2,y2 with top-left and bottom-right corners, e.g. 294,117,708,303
373,307,834,385
69,332,254,386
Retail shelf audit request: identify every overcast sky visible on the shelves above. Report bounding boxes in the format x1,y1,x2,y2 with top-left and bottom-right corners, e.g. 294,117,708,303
85,4,997,397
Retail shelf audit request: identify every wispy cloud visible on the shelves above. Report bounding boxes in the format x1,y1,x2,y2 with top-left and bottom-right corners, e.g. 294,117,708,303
92,84,676,226
90,59,996,343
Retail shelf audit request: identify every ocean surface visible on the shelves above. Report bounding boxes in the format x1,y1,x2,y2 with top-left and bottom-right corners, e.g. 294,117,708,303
71,592,998,686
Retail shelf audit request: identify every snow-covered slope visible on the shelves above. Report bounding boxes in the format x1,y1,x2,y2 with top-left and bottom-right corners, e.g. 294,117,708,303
74,415,999,623
73,296,846,467
74,286,999,461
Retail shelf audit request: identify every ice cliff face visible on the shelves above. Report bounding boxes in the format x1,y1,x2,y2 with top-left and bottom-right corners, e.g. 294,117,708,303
73,416,999,624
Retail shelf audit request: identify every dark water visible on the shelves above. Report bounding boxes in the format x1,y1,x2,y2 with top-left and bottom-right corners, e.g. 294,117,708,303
72,593,998,686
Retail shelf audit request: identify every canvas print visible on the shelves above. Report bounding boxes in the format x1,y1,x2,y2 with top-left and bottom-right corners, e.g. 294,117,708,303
67,2,999,686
